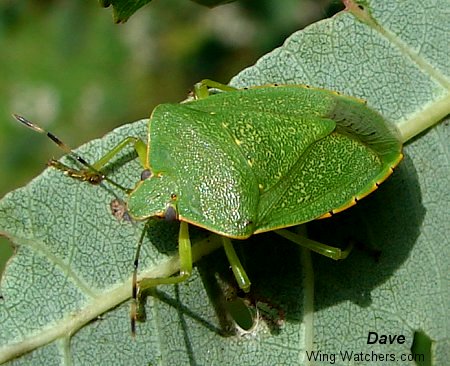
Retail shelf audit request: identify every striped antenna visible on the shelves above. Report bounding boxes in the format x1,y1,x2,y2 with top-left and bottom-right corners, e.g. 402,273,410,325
13,114,129,192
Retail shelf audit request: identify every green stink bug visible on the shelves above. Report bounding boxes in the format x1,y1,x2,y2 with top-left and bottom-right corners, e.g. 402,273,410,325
14,80,403,333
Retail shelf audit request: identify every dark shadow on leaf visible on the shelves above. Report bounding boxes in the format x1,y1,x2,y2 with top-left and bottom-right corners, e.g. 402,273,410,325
143,219,180,254
144,287,226,337
174,285,199,366
197,256,241,336
197,153,424,325
310,154,423,310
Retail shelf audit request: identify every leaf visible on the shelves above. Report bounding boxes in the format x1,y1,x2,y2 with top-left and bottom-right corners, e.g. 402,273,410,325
189,0,237,8
99,0,237,23
99,0,153,23
1,0,449,365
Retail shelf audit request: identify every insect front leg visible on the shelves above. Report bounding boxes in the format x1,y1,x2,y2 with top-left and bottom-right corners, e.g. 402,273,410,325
274,228,353,260
49,136,147,191
13,114,147,192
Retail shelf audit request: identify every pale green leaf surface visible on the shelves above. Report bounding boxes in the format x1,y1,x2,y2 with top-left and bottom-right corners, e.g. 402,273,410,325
1,0,449,365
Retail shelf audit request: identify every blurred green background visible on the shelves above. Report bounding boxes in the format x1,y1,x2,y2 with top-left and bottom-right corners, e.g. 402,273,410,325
0,0,342,276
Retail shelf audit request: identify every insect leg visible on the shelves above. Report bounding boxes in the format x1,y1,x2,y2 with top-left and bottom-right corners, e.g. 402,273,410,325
132,221,193,334
91,137,147,171
274,229,353,260
221,237,251,293
48,136,146,192
194,79,238,99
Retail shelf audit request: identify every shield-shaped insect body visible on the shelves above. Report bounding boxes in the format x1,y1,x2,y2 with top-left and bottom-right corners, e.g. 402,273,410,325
128,84,402,237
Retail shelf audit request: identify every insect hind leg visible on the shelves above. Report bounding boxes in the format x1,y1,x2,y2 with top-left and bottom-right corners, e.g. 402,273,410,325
275,228,353,260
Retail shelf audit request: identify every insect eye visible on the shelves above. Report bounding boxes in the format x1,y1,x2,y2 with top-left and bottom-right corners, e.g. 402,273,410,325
164,205,177,222
140,169,152,180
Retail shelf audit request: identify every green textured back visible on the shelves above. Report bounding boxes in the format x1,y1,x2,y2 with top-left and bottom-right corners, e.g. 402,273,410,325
128,85,402,237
